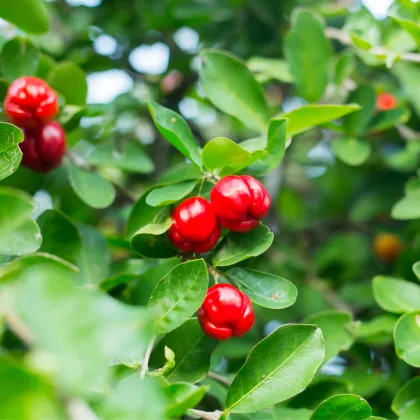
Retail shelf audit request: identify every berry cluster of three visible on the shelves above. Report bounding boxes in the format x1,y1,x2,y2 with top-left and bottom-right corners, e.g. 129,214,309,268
169,175,270,341
4,76,66,172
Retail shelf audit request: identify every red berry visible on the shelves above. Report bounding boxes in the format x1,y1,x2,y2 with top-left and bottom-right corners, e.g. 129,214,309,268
198,284,254,340
376,93,397,111
210,175,270,232
20,122,66,173
168,197,221,253
4,76,59,129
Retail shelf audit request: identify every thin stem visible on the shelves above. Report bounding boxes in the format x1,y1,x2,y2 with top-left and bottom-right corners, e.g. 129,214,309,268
66,399,100,420
207,266,222,284
198,177,205,197
208,371,232,386
3,310,33,346
188,409,223,420
140,335,156,379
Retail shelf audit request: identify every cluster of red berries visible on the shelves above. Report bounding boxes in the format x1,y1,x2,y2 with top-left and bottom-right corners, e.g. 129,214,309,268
168,175,270,340
4,76,66,172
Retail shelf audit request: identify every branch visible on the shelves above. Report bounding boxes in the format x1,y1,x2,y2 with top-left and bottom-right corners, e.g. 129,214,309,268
188,409,223,420
3,310,33,346
208,371,232,386
139,335,156,379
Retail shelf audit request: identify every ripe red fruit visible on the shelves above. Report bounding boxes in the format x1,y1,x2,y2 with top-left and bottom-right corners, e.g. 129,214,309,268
198,284,254,340
20,122,66,173
376,92,397,111
168,197,221,253
4,76,59,129
210,175,270,232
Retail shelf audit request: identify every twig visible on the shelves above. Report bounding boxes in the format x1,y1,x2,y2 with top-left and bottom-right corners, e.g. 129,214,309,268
66,399,100,420
140,335,156,379
397,124,420,141
188,409,223,420
3,310,33,345
208,371,232,386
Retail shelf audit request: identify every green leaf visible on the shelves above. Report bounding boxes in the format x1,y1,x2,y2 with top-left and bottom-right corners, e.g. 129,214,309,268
0,187,41,256
147,100,202,168
226,268,297,309
69,164,116,209
0,123,24,181
247,57,293,83
165,382,207,418
413,261,420,281
127,191,175,258
150,318,217,383
392,191,420,220
1,37,40,82
88,142,155,174
58,105,86,131
283,105,360,136
148,260,208,335
392,377,420,419
146,181,196,207
393,62,420,118
202,137,259,176
76,224,111,287
356,314,398,346
310,394,372,420
372,276,420,313
263,118,287,171
273,407,312,420
0,0,49,34
304,311,356,363
17,262,156,391
150,346,175,377
200,49,269,132
335,51,356,86
284,9,332,103
394,311,420,367
331,137,371,166
0,354,62,420
368,107,411,133
213,224,274,267
343,85,376,136
48,62,87,105
225,324,325,413
390,7,420,50
37,209,81,265
101,374,166,420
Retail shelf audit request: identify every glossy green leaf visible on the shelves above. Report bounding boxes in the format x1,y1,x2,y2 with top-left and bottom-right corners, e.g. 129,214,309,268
127,191,175,258
413,261,420,281
392,377,420,419
202,137,259,176
356,314,398,346
150,346,175,377
76,224,111,287
372,276,420,313
310,394,372,420
146,181,196,207
148,260,208,335
392,191,420,220
88,142,155,174
335,51,356,86
343,85,376,136
262,118,287,171
283,105,360,136
213,224,274,267
165,382,207,418
58,105,86,131
48,62,87,105
247,57,293,83
147,100,201,168
101,374,166,420
284,10,332,103
1,37,40,82
304,311,356,363
0,123,24,181
225,324,325,413
0,0,50,34
200,49,269,132
37,209,81,265
368,107,411,133
273,407,312,420
332,137,371,166
69,164,116,209
150,318,217,383
393,61,420,118
394,311,420,367
0,187,41,256
226,268,297,309
390,8,420,49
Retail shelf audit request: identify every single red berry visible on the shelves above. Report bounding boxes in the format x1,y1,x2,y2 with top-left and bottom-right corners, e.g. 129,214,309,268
198,284,254,340
4,76,59,129
210,175,270,232
168,197,221,253
376,93,397,111
20,121,66,173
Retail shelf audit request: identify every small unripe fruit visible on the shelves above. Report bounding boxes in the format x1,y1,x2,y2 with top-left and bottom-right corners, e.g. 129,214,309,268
376,93,397,111
373,233,403,263
168,197,221,253
210,175,270,232
198,284,254,340
4,76,59,129
20,122,66,173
